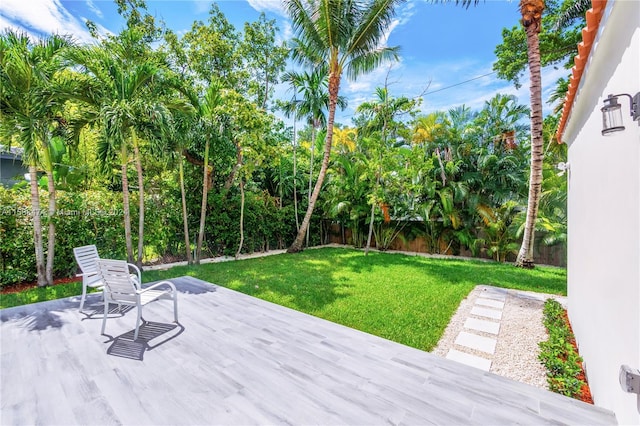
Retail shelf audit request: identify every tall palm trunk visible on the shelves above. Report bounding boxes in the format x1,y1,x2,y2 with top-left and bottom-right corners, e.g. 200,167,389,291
236,178,245,259
366,116,388,255
121,143,134,263
288,72,341,253
365,203,376,255
44,164,56,286
516,0,545,268
306,125,316,247
196,139,210,263
40,140,56,286
178,157,192,264
436,147,447,187
132,129,144,267
293,119,300,232
29,165,47,287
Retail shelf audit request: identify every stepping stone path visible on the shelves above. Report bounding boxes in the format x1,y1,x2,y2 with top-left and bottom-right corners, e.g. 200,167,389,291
445,287,507,371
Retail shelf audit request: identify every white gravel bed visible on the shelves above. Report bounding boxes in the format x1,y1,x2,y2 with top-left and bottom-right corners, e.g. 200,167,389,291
432,285,567,390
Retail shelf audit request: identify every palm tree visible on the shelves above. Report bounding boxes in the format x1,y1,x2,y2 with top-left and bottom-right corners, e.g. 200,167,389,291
443,0,546,267
181,83,225,263
0,31,71,286
412,112,449,186
356,85,414,254
282,66,346,246
68,31,170,266
476,93,530,153
165,107,195,264
284,0,404,253
279,98,301,231
514,0,545,267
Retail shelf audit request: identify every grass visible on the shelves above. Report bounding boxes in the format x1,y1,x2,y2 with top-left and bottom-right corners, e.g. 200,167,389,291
0,247,566,351
144,247,566,351
0,281,85,308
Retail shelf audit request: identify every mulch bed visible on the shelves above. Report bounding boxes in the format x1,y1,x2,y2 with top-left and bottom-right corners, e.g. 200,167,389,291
0,276,81,295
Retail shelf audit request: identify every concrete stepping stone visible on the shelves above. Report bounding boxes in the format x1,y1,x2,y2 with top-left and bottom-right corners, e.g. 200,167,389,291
455,331,497,354
464,317,500,335
475,298,505,309
446,349,491,371
478,290,506,302
470,306,503,320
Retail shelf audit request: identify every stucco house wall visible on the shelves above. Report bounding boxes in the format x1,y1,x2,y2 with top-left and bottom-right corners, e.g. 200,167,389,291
0,149,26,188
560,1,640,424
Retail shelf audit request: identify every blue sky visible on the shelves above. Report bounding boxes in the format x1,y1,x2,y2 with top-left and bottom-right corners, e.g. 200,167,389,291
0,0,567,126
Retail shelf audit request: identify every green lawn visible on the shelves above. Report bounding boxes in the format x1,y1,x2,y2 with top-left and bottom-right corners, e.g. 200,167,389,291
0,247,566,351
0,282,85,309
144,247,566,351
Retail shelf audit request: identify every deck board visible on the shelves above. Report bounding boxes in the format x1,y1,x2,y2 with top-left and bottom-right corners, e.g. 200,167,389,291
1,276,616,425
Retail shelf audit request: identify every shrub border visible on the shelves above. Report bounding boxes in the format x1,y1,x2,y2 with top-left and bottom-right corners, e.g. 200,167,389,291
539,298,593,403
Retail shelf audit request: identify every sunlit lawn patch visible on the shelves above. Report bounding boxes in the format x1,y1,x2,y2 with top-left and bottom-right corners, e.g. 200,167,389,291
143,247,566,351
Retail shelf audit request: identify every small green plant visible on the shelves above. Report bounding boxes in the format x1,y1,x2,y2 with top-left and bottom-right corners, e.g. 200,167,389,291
539,299,588,399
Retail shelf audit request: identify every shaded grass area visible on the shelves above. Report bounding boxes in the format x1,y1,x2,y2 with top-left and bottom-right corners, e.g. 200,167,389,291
0,248,566,351
143,248,566,351
0,282,85,309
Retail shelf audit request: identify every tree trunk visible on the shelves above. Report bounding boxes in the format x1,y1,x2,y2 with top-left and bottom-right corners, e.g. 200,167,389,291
288,72,341,253
236,178,245,260
365,203,375,256
179,157,192,265
42,142,56,286
278,159,283,209
293,119,300,232
436,147,447,187
262,69,269,110
196,139,210,263
29,165,47,287
306,125,316,247
121,143,134,264
224,141,243,193
45,168,56,286
132,129,144,268
516,9,545,268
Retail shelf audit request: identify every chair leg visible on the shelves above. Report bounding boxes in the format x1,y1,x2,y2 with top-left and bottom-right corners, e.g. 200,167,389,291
101,300,109,335
134,305,142,340
79,283,87,312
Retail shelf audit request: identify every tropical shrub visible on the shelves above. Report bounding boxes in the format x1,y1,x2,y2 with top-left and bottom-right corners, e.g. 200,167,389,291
539,299,590,401
0,186,34,285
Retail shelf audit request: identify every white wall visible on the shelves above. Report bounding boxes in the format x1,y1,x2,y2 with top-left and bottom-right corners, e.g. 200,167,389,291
562,1,640,424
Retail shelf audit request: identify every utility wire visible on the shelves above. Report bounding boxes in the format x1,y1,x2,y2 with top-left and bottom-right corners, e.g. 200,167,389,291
424,71,497,96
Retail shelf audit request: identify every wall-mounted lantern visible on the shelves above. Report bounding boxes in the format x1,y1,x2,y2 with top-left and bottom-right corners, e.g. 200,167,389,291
601,92,640,135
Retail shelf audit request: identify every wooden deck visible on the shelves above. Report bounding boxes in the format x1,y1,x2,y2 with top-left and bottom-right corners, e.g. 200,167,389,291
1,276,616,425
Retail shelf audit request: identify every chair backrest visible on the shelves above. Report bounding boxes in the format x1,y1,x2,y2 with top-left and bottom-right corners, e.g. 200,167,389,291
73,245,100,274
97,259,137,303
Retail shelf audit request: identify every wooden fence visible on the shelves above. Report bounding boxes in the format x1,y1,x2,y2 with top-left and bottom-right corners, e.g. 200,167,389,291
324,222,566,267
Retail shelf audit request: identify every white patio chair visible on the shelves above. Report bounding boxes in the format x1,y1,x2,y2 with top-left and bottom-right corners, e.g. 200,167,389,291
73,245,104,312
74,245,141,312
97,259,178,340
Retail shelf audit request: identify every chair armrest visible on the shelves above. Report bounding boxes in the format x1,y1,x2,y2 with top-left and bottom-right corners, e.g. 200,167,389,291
77,271,102,286
127,263,142,289
138,280,177,294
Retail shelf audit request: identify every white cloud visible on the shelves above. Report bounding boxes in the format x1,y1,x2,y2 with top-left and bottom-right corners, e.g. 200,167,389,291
86,0,103,18
247,0,287,17
275,20,292,45
0,0,96,43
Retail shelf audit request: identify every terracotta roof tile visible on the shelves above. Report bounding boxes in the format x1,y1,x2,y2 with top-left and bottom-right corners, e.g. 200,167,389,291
556,0,608,143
